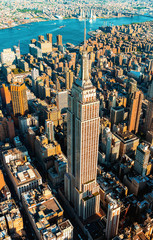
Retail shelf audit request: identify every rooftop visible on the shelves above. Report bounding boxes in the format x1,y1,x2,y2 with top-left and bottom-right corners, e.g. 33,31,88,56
22,185,63,231
3,147,41,187
0,199,22,222
114,131,138,143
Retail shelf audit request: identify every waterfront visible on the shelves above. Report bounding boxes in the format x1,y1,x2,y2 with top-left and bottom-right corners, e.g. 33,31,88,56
0,16,152,54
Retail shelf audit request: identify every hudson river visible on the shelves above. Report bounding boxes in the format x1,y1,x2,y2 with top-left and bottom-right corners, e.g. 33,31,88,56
0,16,152,54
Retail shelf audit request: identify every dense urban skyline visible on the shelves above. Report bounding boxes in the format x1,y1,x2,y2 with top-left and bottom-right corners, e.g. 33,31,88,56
0,1,153,240
0,0,153,29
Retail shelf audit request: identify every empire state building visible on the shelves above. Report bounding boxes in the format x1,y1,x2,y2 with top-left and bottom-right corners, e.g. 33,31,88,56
64,38,100,220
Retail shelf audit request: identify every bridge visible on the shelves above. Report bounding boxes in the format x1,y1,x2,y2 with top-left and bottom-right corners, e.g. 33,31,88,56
124,13,153,19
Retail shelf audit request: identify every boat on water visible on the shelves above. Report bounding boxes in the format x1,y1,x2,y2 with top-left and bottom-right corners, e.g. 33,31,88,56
59,25,66,29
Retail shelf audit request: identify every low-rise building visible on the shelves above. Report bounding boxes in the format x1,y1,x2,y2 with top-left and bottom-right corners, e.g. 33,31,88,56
0,199,24,237
19,113,39,134
36,40,52,54
123,175,147,196
1,48,16,66
48,154,68,186
97,171,128,211
35,135,61,165
22,185,73,240
2,146,42,198
42,220,73,240
0,216,11,240
18,59,29,72
29,44,42,58
114,130,139,156
0,112,15,142
0,170,11,202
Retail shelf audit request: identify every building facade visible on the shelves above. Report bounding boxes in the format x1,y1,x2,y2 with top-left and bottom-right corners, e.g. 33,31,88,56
128,90,143,133
134,143,150,177
64,49,100,220
106,201,120,240
145,99,153,132
10,83,28,116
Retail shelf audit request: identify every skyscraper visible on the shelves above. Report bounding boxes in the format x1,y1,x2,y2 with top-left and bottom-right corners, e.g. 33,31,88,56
147,80,153,99
56,90,68,113
106,201,120,240
0,115,15,142
128,90,143,133
134,143,150,177
110,106,124,126
57,35,62,46
127,78,137,106
145,99,153,132
45,119,55,142
101,127,112,163
108,91,117,110
46,33,52,44
64,36,100,220
13,45,21,61
69,71,74,89
65,70,69,89
10,83,28,116
38,35,44,42
65,70,74,90
0,83,11,106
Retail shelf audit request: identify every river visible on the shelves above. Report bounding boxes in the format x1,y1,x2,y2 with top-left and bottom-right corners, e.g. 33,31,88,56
0,16,152,54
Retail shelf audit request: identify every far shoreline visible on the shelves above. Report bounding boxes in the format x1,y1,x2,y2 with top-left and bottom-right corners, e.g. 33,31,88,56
1,14,152,31
0,15,153,55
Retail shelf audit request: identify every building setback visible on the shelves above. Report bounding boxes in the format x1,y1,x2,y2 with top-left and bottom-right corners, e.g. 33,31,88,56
65,47,100,220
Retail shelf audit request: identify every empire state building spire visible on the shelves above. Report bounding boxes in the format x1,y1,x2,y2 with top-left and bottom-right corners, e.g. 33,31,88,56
64,18,100,220
84,19,86,50
77,19,92,88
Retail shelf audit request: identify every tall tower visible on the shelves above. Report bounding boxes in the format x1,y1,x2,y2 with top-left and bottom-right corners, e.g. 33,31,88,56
45,119,55,142
101,127,112,164
10,83,28,116
46,33,52,44
65,70,70,89
57,35,62,46
128,90,143,133
64,23,100,220
65,70,74,90
145,99,153,132
148,80,153,99
0,84,11,106
106,201,120,240
134,143,150,177
127,78,137,106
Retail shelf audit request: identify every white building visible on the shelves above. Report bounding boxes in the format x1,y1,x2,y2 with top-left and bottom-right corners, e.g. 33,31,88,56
45,119,55,142
13,45,21,60
19,114,39,134
2,147,42,198
106,201,120,240
1,48,16,65
64,49,100,220
31,68,39,81
134,143,150,177
56,90,68,113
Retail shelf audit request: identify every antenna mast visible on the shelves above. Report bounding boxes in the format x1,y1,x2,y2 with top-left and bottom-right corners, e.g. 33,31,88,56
84,18,86,50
